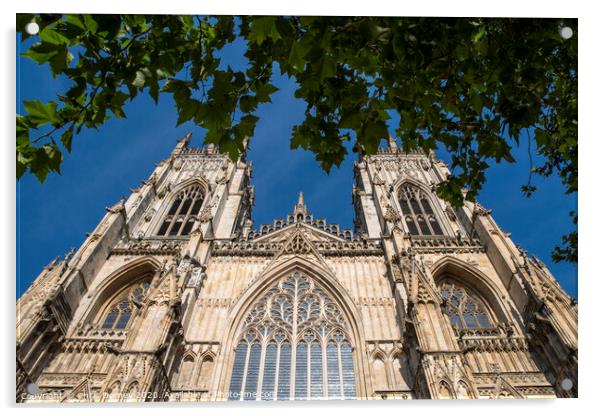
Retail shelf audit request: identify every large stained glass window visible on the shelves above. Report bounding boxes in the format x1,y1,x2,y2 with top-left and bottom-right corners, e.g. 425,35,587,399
439,279,493,330
228,272,357,401
398,184,444,236
101,281,150,330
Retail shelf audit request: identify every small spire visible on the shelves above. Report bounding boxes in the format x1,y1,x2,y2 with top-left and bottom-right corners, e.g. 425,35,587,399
388,135,398,150
172,132,192,154
294,192,307,218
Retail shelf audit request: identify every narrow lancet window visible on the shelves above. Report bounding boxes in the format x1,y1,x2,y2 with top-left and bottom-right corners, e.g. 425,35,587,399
157,185,205,237
399,184,444,236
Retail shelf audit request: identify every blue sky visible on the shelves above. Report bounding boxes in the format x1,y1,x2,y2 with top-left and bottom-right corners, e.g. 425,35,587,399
16,29,577,298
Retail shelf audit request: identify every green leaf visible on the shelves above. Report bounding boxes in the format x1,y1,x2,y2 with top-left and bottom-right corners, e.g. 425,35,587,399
21,42,60,64
339,111,362,130
502,150,516,163
23,100,60,126
82,15,99,34
45,144,62,172
319,56,336,80
288,42,306,72
29,147,51,182
472,27,486,43
248,16,281,45
39,26,70,45
362,120,388,153
234,114,259,139
16,115,31,140
291,126,310,149
95,15,122,40
239,95,258,113
176,98,199,126
16,157,27,179
254,82,279,103
109,91,129,118
60,125,74,152
65,15,86,31
49,45,70,76
180,15,194,28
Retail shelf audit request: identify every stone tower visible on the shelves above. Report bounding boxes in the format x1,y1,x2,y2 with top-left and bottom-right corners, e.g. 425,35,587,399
16,134,577,402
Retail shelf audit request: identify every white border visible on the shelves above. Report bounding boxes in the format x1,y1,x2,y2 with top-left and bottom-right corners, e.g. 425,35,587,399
3,1,599,415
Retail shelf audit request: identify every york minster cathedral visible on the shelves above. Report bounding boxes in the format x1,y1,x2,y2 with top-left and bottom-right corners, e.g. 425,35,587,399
16,134,577,402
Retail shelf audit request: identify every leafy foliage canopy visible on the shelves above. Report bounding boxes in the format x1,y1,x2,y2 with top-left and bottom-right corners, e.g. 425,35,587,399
16,15,577,262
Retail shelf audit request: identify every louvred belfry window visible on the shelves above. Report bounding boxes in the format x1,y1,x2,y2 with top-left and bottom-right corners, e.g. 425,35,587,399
439,280,493,330
228,272,357,401
157,185,205,237
101,281,150,330
398,184,444,236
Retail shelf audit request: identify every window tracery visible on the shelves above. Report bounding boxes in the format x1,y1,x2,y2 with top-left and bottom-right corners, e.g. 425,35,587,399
100,281,150,330
157,185,205,237
228,272,356,401
398,184,444,236
438,279,493,330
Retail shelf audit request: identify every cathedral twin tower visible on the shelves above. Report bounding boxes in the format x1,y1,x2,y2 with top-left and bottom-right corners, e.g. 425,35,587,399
16,133,577,402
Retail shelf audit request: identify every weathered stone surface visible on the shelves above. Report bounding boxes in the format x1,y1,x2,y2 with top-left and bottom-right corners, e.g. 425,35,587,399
16,135,577,402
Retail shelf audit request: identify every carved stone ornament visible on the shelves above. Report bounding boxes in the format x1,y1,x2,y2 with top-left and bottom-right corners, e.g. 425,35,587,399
473,202,492,216
173,158,183,171
282,232,313,255
445,205,457,222
144,208,156,223
176,257,192,280
384,205,402,223
216,165,228,184
198,206,213,223
157,183,171,199
373,171,385,186
106,198,126,214
391,262,403,283
187,267,206,289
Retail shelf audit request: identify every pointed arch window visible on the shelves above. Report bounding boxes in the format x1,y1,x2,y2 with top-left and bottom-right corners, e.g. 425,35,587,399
101,281,150,330
398,184,444,236
157,185,205,237
438,280,493,330
228,272,357,401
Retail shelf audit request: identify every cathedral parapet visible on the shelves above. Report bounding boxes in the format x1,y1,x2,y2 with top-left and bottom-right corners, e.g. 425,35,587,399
409,235,485,254
457,333,530,353
110,238,184,257
246,193,356,242
73,324,129,340
246,219,356,241
177,146,227,156
212,239,383,257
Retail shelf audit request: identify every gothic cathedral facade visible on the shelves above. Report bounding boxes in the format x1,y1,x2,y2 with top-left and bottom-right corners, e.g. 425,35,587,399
16,134,578,402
